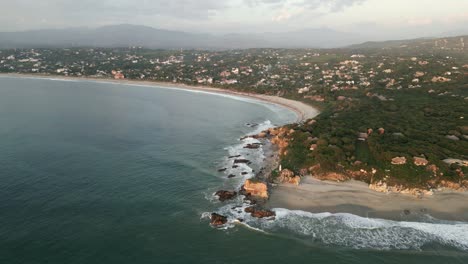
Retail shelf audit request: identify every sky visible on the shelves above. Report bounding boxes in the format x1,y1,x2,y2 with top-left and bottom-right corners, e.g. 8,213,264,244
1,0,468,39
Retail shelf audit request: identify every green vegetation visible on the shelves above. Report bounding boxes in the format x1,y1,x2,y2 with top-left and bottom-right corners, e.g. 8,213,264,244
1,35,467,189
284,88,467,188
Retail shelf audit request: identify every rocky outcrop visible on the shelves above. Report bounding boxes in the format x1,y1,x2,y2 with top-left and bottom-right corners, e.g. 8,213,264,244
276,169,301,185
369,181,434,198
234,159,250,164
245,207,276,219
243,180,268,199
215,190,237,202
210,213,227,226
288,176,301,185
437,180,467,191
315,172,347,182
244,143,261,149
267,127,296,156
308,164,349,182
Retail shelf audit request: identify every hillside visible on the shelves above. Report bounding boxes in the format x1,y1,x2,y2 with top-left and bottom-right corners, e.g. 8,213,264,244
349,35,468,52
0,24,363,49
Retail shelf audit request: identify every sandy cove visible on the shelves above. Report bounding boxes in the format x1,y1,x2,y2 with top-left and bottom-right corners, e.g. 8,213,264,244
0,73,320,122
267,176,468,222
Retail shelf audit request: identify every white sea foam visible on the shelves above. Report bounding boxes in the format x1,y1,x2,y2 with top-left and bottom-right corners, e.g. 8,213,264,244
216,120,276,189
0,75,79,82
250,208,468,251
206,116,468,252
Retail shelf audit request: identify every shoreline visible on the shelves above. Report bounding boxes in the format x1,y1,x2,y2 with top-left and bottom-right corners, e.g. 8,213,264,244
0,73,320,123
5,73,466,223
267,176,468,222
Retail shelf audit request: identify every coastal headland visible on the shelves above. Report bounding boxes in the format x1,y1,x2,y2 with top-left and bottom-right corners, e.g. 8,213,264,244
2,73,467,224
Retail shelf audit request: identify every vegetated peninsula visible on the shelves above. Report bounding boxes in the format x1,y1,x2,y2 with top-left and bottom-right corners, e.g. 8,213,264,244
1,34,467,195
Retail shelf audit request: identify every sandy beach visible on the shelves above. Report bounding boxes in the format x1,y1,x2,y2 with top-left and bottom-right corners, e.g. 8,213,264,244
5,73,466,223
267,176,468,221
0,73,320,122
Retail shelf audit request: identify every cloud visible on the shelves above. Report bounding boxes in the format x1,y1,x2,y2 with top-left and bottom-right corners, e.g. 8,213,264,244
407,18,433,26
250,0,365,22
1,0,230,26
248,0,365,12
272,7,306,22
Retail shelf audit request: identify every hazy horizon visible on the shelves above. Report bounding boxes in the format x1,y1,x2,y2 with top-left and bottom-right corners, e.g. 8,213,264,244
2,0,468,41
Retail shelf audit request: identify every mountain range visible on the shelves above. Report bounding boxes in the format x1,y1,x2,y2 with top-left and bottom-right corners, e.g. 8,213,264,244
0,24,363,49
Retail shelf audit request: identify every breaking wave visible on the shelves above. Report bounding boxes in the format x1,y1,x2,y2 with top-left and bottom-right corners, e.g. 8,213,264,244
204,114,468,252
250,208,468,251
215,120,276,189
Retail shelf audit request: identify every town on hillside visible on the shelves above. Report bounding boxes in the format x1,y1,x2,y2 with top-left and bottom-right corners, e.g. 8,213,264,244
1,36,467,191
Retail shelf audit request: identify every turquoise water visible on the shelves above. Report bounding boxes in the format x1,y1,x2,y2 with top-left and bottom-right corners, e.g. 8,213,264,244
0,77,467,264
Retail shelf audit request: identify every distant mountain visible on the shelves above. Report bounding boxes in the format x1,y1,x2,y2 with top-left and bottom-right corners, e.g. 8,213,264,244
0,24,363,49
0,25,215,49
348,35,468,50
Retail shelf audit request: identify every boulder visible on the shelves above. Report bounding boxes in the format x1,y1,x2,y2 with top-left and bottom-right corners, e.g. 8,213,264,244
244,143,261,149
215,190,237,202
245,207,276,218
280,169,294,178
288,176,301,185
234,159,250,164
210,213,227,226
243,180,268,199
277,169,301,185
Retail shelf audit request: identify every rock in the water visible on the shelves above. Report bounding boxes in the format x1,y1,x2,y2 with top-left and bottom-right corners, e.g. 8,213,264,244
244,206,255,213
229,155,241,159
228,174,236,178
244,207,276,218
243,180,268,199
210,213,227,226
218,168,227,172
234,159,250,164
256,132,267,138
244,143,261,149
215,190,237,202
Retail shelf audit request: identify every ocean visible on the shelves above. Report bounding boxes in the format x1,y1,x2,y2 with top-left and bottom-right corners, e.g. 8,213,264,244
0,76,467,264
